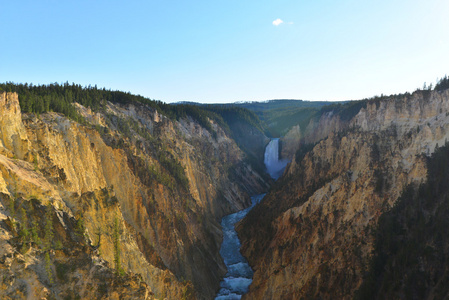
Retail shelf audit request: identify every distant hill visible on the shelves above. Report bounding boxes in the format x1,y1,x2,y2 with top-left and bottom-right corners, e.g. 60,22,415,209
178,99,337,138
233,100,333,138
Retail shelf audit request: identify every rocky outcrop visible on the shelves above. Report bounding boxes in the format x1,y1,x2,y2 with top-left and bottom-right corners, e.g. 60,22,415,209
0,193,153,300
223,119,270,168
239,89,449,299
279,125,301,159
0,92,269,299
280,110,349,160
0,93,30,160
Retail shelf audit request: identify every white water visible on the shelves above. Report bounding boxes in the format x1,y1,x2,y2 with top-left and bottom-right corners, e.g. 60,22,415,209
264,138,289,180
215,194,265,299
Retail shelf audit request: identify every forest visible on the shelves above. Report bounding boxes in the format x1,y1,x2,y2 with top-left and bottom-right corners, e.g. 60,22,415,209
0,82,264,139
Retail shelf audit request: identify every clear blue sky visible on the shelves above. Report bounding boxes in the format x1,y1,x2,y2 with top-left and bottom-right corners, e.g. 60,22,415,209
2,0,449,103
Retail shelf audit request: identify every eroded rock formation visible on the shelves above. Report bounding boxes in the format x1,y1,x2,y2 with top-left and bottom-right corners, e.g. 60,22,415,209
0,91,269,299
239,89,449,299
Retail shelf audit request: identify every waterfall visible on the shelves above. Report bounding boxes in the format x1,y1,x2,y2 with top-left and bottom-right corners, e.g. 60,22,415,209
264,138,289,180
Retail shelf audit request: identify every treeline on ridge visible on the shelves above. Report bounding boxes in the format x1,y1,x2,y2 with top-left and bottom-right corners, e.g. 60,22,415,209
0,82,162,122
0,82,264,138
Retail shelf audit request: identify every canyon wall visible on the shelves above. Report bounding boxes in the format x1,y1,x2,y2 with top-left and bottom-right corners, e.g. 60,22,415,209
239,89,449,299
280,110,349,160
0,92,269,299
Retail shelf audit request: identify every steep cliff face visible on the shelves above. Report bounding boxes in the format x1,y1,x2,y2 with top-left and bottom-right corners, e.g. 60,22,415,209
280,102,364,160
222,119,270,170
0,92,269,299
356,144,449,299
280,110,349,159
0,93,30,161
0,193,152,300
239,89,449,299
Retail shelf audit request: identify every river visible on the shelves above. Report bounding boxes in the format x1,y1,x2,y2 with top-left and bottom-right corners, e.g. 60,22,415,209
215,138,287,299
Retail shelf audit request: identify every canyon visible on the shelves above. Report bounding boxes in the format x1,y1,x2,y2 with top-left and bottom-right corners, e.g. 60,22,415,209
216,138,286,299
0,90,269,299
1,83,449,299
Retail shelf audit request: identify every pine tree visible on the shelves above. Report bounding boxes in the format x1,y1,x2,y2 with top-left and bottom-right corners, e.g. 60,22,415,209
44,204,54,284
113,215,124,276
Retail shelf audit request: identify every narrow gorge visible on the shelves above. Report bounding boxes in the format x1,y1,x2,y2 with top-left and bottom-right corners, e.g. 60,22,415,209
216,138,287,299
2,80,449,300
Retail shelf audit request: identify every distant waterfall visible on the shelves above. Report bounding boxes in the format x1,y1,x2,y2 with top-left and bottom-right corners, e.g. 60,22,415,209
264,138,280,168
264,138,289,180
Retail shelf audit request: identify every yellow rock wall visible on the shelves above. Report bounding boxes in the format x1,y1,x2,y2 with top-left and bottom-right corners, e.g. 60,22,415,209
240,89,449,299
0,92,268,299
